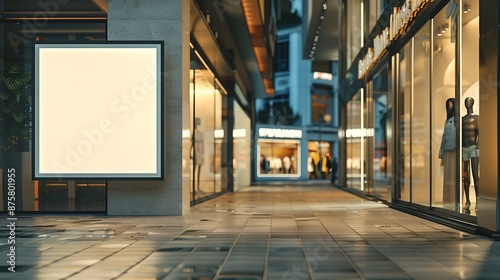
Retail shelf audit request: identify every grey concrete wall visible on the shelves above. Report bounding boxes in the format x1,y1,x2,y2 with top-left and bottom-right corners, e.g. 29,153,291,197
106,0,190,215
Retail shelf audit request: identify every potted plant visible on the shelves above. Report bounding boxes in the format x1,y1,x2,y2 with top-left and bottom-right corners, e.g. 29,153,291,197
0,58,32,152
1,58,33,210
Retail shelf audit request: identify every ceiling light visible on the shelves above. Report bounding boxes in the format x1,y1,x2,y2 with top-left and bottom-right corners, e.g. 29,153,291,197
464,4,471,13
323,3,327,10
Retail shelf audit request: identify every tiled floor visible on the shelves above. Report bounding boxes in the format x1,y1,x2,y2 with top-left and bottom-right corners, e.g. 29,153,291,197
2,184,500,280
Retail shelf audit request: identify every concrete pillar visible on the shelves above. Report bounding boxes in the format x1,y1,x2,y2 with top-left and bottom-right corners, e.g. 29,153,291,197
106,0,190,215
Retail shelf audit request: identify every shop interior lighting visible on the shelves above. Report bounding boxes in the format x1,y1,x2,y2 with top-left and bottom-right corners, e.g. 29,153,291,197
464,4,471,13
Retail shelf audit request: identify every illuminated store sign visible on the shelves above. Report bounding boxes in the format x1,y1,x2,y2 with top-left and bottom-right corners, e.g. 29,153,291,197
346,128,374,138
358,0,432,79
313,72,333,81
34,42,163,179
258,128,303,139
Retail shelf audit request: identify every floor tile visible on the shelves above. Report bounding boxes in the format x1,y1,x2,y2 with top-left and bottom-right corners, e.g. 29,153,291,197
5,185,500,280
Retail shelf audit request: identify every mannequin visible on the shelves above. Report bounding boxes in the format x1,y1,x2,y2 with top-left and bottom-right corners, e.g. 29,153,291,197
462,97,479,211
439,98,456,207
191,118,204,193
283,156,291,173
307,152,317,179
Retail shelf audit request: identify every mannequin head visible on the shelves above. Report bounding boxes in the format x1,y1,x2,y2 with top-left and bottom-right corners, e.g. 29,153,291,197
464,96,474,109
445,98,455,119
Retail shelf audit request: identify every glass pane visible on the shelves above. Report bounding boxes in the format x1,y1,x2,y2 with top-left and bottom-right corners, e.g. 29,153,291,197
346,101,353,189
411,23,431,206
214,85,223,194
372,66,389,200
431,7,457,211
461,0,479,215
233,101,251,191
398,43,411,202
258,140,300,177
190,69,216,200
307,141,333,180
346,90,363,191
311,92,330,124
0,18,106,212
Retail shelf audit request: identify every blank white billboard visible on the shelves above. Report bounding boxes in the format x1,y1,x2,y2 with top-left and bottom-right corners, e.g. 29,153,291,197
34,43,163,179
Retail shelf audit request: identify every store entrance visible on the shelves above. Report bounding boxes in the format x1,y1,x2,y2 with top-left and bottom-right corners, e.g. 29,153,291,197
307,141,333,180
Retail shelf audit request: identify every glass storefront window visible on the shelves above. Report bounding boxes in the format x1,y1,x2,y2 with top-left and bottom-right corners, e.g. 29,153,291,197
0,5,107,212
343,0,483,221
233,100,251,191
189,64,225,201
390,1,480,216
307,141,333,180
431,6,458,211
398,43,411,202
257,140,300,177
311,86,332,124
460,0,479,215
369,66,389,200
346,90,365,191
411,22,431,206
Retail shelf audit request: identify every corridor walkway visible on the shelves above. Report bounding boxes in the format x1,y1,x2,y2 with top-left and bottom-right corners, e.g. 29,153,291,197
2,185,500,280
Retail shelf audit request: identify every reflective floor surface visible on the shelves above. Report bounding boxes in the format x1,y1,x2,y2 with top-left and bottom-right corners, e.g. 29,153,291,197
1,184,500,279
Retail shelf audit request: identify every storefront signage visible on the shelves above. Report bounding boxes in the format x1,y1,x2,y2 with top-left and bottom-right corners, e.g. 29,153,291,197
313,71,333,81
258,128,303,139
358,0,432,79
346,128,374,138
